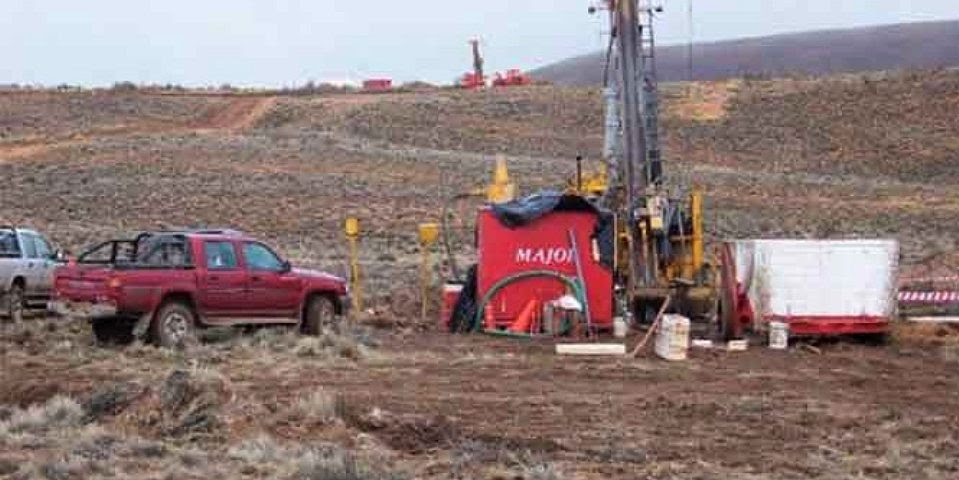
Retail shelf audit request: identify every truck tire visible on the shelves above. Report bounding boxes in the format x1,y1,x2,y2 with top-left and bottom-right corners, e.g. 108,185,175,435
303,295,338,336
5,283,25,323
152,301,197,349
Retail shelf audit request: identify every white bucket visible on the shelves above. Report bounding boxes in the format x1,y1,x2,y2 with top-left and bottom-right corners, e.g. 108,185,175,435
769,321,789,350
655,314,690,361
613,317,628,338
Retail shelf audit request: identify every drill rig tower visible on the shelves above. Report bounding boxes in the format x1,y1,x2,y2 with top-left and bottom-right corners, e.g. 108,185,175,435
470,39,485,87
597,0,711,322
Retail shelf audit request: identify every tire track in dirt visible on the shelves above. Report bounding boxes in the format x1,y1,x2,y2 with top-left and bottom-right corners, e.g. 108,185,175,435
0,96,277,162
190,96,277,132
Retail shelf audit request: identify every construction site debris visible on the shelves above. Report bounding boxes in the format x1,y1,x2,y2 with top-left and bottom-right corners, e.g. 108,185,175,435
769,322,789,350
726,340,749,352
654,314,691,361
555,343,626,356
613,317,627,338
691,339,714,349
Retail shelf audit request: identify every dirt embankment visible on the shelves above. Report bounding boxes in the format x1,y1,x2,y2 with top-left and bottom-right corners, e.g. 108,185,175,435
0,95,275,161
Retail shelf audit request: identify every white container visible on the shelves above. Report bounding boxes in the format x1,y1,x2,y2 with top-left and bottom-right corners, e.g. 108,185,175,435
769,321,789,349
613,317,628,338
655,314,690,361
731,239,899,323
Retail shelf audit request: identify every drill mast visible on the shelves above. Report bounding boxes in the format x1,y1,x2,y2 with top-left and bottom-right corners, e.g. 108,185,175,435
598,1,710,322
470,39,485,84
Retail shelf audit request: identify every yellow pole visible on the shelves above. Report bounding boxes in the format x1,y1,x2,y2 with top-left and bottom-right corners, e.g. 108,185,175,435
691,188,704,273
421,245,430,321
418,223,439,322
344,218,362,313
349,236,362,312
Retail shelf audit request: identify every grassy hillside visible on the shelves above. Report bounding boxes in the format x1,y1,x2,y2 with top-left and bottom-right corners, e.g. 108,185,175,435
532,20,959,86
2,69,959,480
1,70,957,282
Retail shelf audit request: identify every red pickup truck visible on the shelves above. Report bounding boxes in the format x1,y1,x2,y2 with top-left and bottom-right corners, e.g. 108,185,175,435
51,230,349,347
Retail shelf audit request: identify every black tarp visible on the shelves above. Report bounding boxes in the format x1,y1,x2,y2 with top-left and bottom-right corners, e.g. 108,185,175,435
448,264,478,333
489,191,600,228
489,191,615,270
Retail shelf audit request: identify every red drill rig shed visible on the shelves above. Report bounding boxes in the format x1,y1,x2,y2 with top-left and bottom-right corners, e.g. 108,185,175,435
476,195,614,331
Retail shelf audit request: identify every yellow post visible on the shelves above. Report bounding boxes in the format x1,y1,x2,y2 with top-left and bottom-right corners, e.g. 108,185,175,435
418,223,440,321
691,188,704,273
344,217,362,313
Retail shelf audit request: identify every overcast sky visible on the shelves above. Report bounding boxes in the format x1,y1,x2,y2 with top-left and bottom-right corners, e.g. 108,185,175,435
1,1,955,87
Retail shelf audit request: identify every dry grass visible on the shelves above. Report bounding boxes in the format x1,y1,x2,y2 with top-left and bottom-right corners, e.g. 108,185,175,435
0,371,406,480
289,390,342,425
891,321,959,346
665,80,740,121
0,396,83,439
291,446,408,480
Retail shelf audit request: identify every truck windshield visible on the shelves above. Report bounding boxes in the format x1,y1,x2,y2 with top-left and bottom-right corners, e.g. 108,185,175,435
0,231,20,258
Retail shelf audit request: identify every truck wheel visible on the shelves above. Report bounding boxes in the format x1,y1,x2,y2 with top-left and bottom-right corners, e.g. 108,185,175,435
152,301,197,349
5,284,25,323
303,295,338,336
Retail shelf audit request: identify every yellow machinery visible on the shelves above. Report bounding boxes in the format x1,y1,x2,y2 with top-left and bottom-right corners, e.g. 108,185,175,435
581,0,715,323
434,2,716,329
569,162,713,322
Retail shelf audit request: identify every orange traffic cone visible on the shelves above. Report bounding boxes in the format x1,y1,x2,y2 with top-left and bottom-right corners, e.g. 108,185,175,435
484,304,496,331
509,299,538,334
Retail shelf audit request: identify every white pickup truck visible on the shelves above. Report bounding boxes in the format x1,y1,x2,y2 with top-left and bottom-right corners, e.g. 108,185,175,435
0,226,61,322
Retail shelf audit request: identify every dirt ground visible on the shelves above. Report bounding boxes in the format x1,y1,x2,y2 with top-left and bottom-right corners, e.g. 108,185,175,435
1,317,958,479
1,71,959,478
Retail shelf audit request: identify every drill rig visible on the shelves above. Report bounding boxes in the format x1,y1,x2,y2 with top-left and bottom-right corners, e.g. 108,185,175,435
589,0,714,324
440,1,715,336
460,39,487,89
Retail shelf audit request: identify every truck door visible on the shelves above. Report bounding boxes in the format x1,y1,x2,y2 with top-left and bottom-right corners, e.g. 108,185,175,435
0,230,22,291
18,232,45,299
27,233,56,296
241,241,301,317
197,240,248,318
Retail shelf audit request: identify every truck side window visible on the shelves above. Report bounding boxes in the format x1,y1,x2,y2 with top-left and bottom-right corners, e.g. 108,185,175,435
138,237,191,267
204,241,238,270
21,233,38,259
243,243,284,271
32,235,52,259
0,231,20,257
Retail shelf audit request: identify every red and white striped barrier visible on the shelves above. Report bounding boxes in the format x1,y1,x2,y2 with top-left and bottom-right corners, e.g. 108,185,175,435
898,291,959,303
